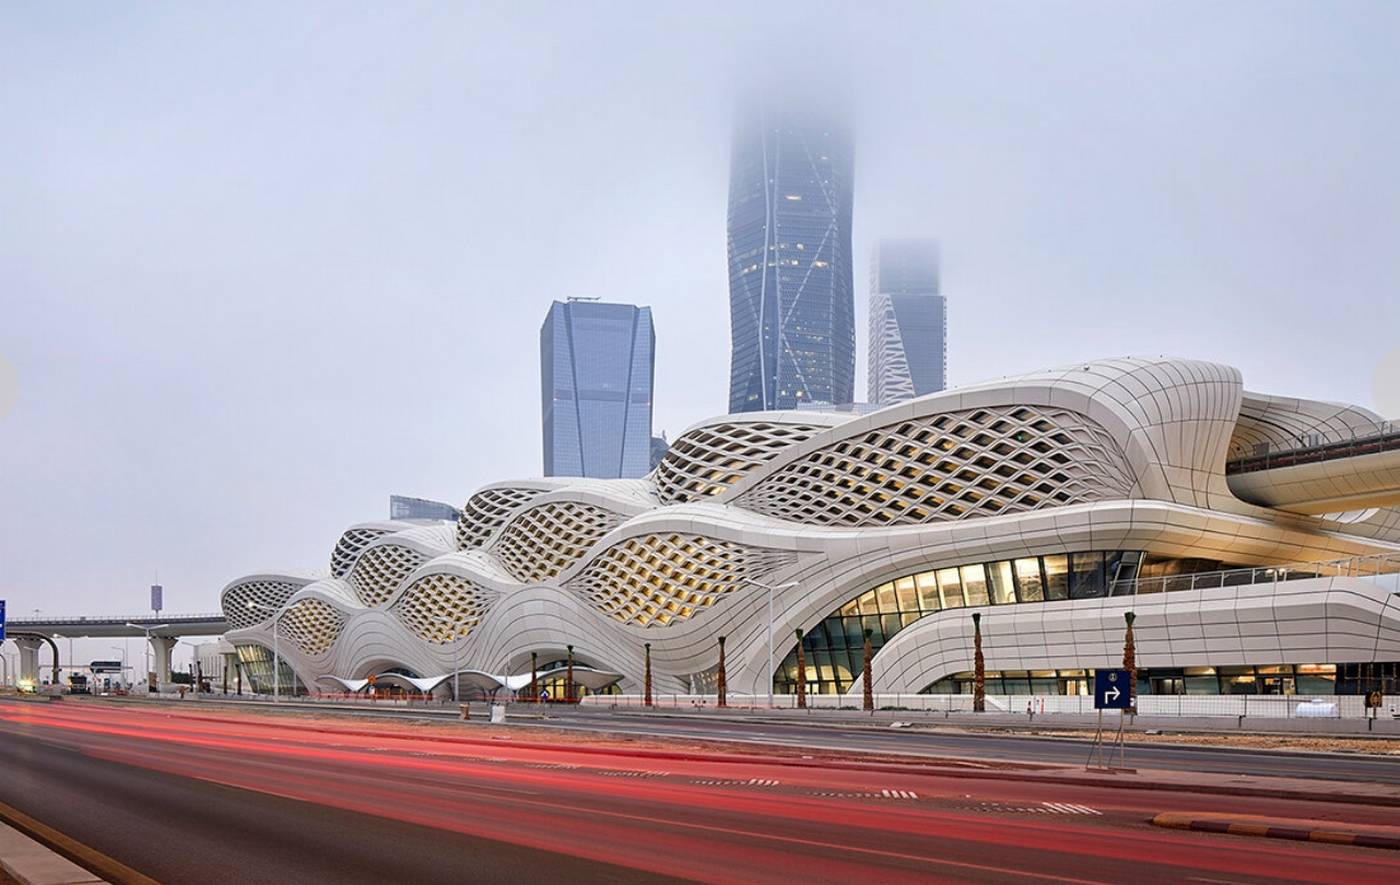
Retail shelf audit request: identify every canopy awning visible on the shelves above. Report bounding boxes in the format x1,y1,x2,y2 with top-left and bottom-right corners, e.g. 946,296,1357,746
316,666,624,695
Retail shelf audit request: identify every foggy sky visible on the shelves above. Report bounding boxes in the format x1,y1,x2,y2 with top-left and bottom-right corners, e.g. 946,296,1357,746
3,2,1398,667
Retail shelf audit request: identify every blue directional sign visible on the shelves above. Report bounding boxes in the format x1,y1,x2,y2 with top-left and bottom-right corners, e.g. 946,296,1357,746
0,599,6,642
1094,668,1132,710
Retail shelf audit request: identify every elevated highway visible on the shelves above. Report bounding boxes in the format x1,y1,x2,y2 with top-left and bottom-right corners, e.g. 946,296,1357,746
4,612,228,685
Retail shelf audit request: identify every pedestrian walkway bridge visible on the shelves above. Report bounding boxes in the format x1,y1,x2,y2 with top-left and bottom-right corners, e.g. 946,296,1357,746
1227,426,1400,515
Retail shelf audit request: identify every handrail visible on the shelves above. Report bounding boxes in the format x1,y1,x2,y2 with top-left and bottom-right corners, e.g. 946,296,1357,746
1227,423,1400,474
1109,551,1400,597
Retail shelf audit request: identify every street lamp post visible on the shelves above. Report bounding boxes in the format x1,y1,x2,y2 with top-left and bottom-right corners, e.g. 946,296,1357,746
428,615,464,702
747,579,798,708
244,603,289,702
111,645,128,690
125,622,170,692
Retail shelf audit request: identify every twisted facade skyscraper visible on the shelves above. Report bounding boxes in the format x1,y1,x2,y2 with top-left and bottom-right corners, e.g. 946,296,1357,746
727,96,855,412
868,238,946,405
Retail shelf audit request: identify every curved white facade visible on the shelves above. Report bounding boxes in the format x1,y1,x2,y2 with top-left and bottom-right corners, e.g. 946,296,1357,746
221,357,1400,699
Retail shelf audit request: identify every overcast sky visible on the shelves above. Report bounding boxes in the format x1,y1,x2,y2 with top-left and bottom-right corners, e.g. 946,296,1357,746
2,2,1398,667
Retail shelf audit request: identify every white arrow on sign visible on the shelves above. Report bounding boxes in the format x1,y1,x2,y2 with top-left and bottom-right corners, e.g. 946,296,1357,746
1104,686,1120,703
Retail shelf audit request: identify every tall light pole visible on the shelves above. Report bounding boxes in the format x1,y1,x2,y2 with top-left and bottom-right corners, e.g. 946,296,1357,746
111,645,128,690
125,622,169,691
748,579,798,708
245,603,289,702
428,615,464,702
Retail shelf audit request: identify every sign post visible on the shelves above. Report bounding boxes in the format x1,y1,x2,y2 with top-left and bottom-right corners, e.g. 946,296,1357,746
1367,690,1384,731
0,599,6,643
1087,668,1133,770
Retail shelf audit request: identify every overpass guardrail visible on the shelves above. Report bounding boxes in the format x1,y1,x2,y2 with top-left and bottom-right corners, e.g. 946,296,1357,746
1227,423,1400,474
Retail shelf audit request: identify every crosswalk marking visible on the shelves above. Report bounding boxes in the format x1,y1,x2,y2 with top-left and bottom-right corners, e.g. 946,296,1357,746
810,789,919,800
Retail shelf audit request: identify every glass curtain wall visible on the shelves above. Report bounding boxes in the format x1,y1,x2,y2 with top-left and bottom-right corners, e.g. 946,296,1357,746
773,550,1144,695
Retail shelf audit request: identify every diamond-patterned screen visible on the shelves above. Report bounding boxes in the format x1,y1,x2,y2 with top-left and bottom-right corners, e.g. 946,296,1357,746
736,406,1134,527
565,533,797,628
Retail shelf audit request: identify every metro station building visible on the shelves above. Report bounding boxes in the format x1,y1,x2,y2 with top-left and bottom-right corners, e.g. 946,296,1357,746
219,358,1400,701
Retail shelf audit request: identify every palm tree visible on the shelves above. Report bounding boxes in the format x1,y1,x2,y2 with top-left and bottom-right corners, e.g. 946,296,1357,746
973,612,985,713
716,636,727,708
1123,612,1137,714
565,645,575,704
530,651,538,703
644,642,653,707
862,628,874,712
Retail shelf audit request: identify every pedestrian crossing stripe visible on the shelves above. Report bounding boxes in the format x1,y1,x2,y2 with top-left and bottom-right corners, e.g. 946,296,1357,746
971,801,1102,815
1040,802,1101,815
809,790,919,800
691,779,781,787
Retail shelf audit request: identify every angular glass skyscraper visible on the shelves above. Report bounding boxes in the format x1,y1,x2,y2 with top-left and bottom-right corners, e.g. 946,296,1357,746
541,299,655,479
868,239,946,405
727,96,855,413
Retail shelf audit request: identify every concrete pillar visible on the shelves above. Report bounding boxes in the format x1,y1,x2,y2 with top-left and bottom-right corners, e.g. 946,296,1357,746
150,636,177,685
14,637,42,684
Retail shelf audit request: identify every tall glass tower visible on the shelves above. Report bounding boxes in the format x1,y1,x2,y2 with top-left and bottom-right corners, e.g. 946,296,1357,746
541,300,655,479
727,96,855,413
868,238,946,405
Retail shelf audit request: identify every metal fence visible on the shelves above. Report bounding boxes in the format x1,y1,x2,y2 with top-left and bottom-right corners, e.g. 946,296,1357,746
1227,421,1399,474
584,692,1400,719
1110,551,1400,597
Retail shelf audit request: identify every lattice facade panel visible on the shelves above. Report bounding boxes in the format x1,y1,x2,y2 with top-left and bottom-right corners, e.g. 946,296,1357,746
456,486,548,551
277,598,345,656
331,528,390,578
491,501,626,583
221,580,303,631
565,534,798,627
390,573,498,644
652,421,829,505
347,544,427,606
736,407,1134,527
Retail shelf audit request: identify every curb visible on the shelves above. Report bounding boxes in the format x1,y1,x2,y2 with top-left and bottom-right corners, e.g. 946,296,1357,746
0,799,157,885
1151,811,1400,850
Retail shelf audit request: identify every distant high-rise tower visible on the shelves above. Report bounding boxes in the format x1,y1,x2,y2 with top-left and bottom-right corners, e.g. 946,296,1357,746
727,94,855,413
541,299,655,478
868,239,946,405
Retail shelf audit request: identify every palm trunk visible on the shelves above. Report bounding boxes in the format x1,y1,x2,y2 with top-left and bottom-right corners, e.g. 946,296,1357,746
862,628,874,712
973,612,985,713
530,651,538,703
566,645,575,704
716,636,727,708
1123,612,1137,714
644,642,653,707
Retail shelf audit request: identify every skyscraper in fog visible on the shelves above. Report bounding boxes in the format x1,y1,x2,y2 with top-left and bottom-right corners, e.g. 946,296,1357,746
868,239,946,405
541,299,655,478
727,95,855,412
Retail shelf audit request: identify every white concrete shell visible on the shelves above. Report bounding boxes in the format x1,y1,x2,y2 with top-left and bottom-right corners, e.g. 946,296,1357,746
220,357,1400,698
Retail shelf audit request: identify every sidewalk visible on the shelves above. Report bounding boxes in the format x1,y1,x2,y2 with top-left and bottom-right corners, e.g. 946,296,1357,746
0,801,151,885
599,703,1400,737
0,822,104,885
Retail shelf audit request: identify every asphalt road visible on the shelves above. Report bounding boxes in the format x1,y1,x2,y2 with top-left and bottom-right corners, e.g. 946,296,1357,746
0,699,1396,884
162,698,1400,785
513,708,1400,784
